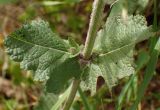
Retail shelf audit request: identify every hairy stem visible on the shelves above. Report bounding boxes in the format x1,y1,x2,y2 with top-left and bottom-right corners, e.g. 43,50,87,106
83,0,105,59
62,0,105,110
63,79,81,110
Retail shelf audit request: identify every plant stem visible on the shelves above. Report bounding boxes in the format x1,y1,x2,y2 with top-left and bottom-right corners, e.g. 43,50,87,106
63,79,81,110
63,1,105,110
83,0,105,59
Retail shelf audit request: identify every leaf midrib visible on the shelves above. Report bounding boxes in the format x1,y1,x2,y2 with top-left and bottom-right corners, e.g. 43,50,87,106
99,41,135,57
11,36,71,54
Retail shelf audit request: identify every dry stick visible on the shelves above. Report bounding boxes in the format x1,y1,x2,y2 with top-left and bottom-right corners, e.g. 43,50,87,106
2,17,9,77
63,0,105,110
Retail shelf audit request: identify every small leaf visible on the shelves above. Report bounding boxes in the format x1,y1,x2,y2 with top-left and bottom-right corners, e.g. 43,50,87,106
68,37,79,49
34,92,58,110
51,86,72,110
34,86,72,110
155,38,160,52
81,15,153,94
41,1,64,6
68,37,80,54
0,0,17,4
110,0,150,16
4,19,81,94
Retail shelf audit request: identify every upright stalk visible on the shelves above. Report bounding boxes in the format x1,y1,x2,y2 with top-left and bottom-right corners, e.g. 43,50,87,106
83,0,105,59
62,0,105,110
63,79,81,110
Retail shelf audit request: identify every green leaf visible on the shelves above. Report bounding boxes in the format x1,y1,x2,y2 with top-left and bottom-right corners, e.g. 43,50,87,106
81,15,153,94
51,86,72,110
94,15,152,53
34,86,72,110
34,92,58,110
116,50,150,110
68,37,80,55
155,38,160,52
81,63,101,95
110,0,149,16
0,0,17,4
4,19,81,94
105,0,118,5
41,1,64,6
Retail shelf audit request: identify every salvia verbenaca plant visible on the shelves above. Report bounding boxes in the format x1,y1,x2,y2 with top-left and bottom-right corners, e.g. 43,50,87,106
4,0,157,109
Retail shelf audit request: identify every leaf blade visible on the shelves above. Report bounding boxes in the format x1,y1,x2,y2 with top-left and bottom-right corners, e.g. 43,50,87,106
4,19,81,94
82,15,153,94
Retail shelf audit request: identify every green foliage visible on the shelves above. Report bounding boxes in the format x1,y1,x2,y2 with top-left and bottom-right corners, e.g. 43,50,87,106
4,20,81,94
18,6,36,22
110,0,149,16
155,37,160,52
34,92,58,110
3,0,157,109
4,99,17,110
41,0,81,6
129,0,159,109
0,0,17,4
81,15,153,94
41,1,64,6
4,14,153,96
51,86,72,110
34,86,72,110
9,61,22,85
116,50,150,110
130,38,160,110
